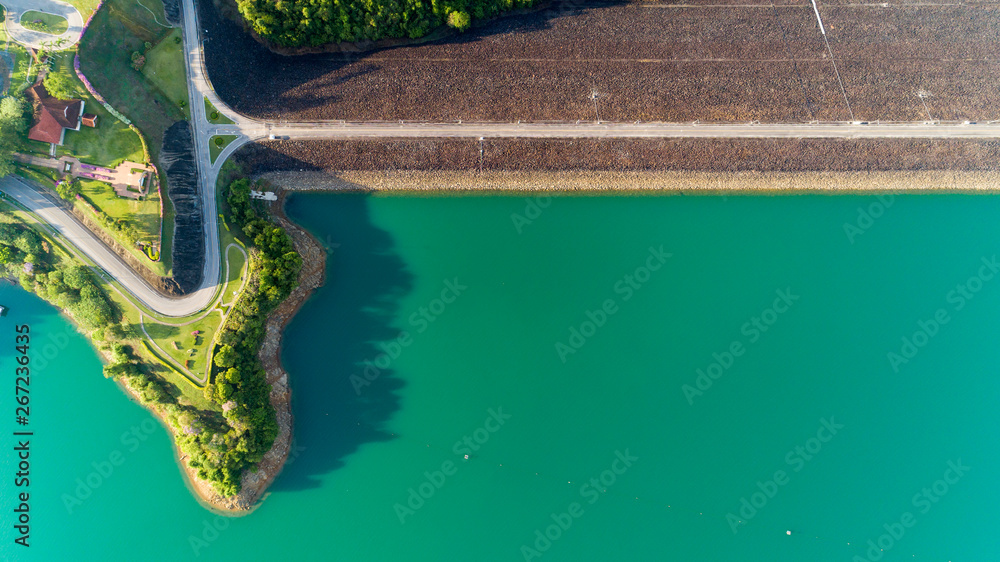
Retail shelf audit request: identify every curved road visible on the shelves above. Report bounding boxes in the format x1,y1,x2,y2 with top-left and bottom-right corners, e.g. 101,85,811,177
1,0,85,50
5,0,1000,318
0,175,217,315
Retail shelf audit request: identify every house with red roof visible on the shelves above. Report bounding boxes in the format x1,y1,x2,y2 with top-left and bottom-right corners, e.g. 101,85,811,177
26,84,84,146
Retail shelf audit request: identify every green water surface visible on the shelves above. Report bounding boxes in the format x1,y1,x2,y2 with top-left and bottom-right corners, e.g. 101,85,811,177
2,193,998,561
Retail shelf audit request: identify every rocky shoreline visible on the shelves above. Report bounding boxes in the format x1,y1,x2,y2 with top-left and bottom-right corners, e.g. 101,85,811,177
258,169,1000,193
180,189,327,512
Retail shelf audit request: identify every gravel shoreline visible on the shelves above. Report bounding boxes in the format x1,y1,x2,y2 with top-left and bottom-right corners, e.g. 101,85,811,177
258,169,1000,193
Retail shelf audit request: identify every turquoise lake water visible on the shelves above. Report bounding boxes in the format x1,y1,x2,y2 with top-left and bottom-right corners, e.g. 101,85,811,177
2,193,999,561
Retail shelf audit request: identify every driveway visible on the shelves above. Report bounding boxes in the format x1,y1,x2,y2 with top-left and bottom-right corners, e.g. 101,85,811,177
1,0,85,50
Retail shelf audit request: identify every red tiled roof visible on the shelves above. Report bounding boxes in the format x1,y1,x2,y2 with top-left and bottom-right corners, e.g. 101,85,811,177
27,84,82,145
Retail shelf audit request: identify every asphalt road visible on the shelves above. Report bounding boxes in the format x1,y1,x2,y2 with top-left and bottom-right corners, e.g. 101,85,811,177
0,0,85,50
9,0,1000,318
229,121,1000,140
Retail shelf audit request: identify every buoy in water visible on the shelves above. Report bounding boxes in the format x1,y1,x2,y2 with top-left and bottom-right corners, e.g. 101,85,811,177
786,530,792,536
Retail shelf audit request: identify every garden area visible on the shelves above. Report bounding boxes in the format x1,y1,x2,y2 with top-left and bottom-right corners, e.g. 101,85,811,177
21,11,69,35
40,52,146,167
205,97,233,124
65,0,102,21
75,177,167,271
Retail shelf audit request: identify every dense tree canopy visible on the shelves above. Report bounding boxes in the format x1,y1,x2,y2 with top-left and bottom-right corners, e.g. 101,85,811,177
42,70,78,101
179,178,303,496
0,223,120,332
236,0,536,47
0,96,29,177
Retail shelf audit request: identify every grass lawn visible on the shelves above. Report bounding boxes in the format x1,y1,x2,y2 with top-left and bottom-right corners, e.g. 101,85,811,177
0,16,33,96
143,316,220,384
65,0,102,21
21,11,69,35
209,134,237,163
140,234,247,382
78,0,184,166
224,244,246,300
14,164,60,188
100,284,219,410
205,98,234,124
142,28,189,119
46,52,145,168
76,177,169,277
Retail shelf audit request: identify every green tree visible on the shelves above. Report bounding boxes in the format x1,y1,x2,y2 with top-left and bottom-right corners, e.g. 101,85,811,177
447,11,471,31
0,96,28,132
43,71,77,100
214,345,237,369
0,245,12,264
63,265,90,289
0,96,29,177
55,178,81,200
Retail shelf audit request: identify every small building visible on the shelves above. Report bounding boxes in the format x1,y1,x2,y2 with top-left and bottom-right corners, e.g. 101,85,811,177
81,114,98,128
250,190,278,201
26,84,84,146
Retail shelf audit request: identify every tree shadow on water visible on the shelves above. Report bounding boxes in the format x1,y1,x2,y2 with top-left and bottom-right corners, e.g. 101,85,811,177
270,192,414,492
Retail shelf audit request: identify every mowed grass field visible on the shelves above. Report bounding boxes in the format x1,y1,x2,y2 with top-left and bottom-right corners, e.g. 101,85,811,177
142,28,189,118
78,0,186,165
205,0,1000,124
78,0,185,274
45,52,145,167
65,0,102,20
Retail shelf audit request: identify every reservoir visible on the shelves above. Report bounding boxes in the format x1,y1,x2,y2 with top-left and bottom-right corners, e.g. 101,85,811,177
3,193,999,560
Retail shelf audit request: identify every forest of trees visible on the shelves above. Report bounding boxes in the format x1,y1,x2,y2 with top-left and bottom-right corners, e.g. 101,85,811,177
235,0,537,47
0,223,123,335
184,178,302,496
0,95,30,177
